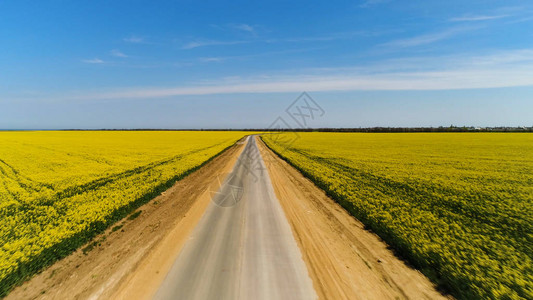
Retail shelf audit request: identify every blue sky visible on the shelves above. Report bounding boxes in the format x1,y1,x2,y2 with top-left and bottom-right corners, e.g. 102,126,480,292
1,0,532,129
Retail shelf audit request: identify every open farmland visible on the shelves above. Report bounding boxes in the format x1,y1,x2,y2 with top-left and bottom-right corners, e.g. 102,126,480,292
0,131,248,296
262,132,533,299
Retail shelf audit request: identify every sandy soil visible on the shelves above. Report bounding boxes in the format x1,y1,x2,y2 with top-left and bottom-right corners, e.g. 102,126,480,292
256,137,451,300
6,140,245,300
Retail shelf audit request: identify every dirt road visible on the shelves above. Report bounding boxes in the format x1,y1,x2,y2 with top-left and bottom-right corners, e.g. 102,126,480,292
154,136,316,299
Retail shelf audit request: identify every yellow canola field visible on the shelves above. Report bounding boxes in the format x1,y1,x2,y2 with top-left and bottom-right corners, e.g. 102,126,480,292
262,132,533,300
0,131,249,296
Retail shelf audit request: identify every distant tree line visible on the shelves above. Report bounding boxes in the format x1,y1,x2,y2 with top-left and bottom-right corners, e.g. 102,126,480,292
293,126,533,133
6,126,531,132
252,126,533,133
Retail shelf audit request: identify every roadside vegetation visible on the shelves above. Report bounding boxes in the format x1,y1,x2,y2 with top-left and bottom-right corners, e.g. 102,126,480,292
262,132,533,299
0,131,248,297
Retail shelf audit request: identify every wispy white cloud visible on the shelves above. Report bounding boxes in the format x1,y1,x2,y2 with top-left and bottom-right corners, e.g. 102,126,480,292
194,47,326,64
68,49,533,99
198,57,225,63
507,15,533,24
181,40,249,49
450,14,509,22
182,30,385,50
229,23,255,33
210,23,261,36
81,58,105,64
382,26,477,48
274,30,385,43
467,49,533,65
110,49,128,58
450,6,528,23
123,36,145,43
